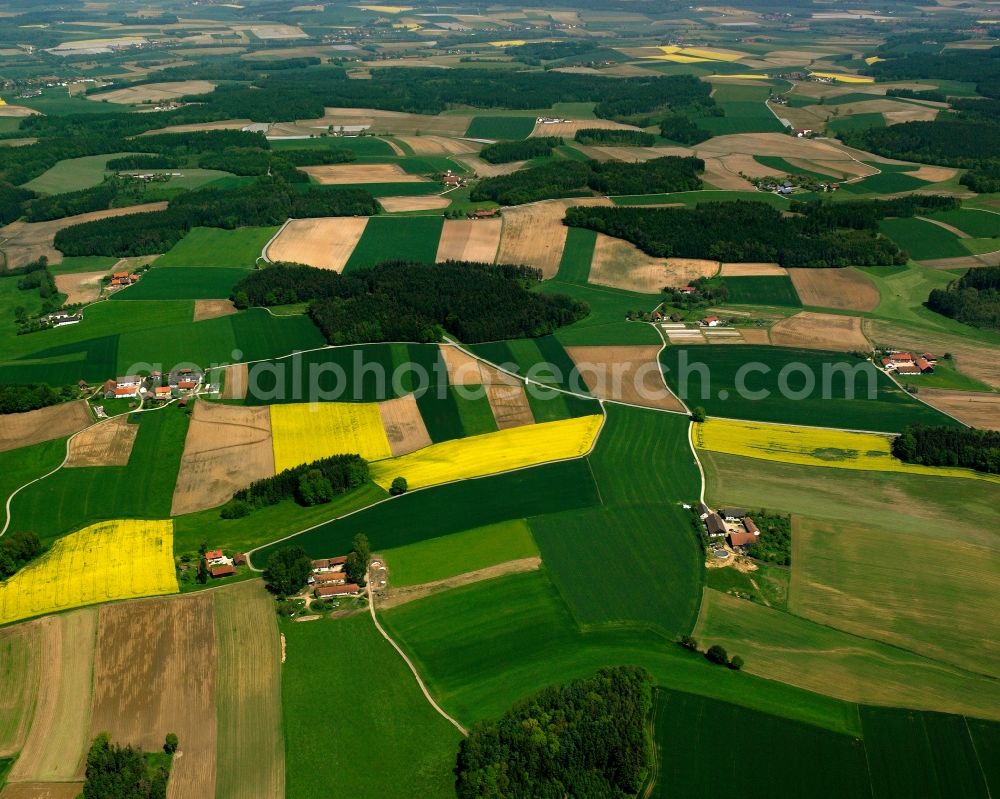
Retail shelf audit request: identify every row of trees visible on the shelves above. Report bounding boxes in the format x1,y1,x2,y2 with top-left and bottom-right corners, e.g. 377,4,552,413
893,425,1000,474
573,128,656,147
469,156,703,205
456,666,653,799
565,200,907,268
222,453,369,518
926,265,1000,330
479,137,562,164
0,382,77,414
53,178,379,257
232,260,588,345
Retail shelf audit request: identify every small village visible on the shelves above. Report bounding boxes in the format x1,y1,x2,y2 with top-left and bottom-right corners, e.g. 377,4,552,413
880,350,936,375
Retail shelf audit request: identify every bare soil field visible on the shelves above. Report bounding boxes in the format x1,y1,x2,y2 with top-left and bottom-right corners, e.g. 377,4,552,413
455,155,525,177
53,270,106,305
0,623,41,758
884,106,939,125
221,363,248,400
314,107,470,137
566,345,686,412
8,610,97,783
171,401,275,516
575,145,694,163
266,217,369,271
699,157,757,191
788,267,880,311
0,105,38,118
379,557,541,609
770,311,869,351
907,166,958,183
784,157,876,179
735,328,771,344
918,390,1000,430
213,583,285,799
395,135,477,155
0,785,84,799
248,24,307,39
65,415,139,468
91,594,218,799
589,233,717,292
87,80,215,104
301,164,427,184
529,119,640,138
698,132,867,161
0,401,91,453
139,120,252,137
486,384,535,429
720,262,786,276
439,344,486,386
378,195,449,213
718,153,776,179
497,198,611,278
379,394,432,456
866,319,1000,389
435,218,501,263
0,203,168,268
193,299,237,322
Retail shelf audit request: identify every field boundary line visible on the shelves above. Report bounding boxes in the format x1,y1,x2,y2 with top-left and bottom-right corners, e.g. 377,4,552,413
367,584,468,736
259,217,291,265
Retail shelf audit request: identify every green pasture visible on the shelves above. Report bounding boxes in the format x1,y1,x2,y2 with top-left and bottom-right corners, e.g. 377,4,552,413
719,275,802,307
8,404,189,542
554,227,597,284
691,83,785,136
381,519,538,587
23,152,141,193
343,216,443,271
49,256,119,274
611,190,790,209
879,217,967,260
111,267,245,300
826,112,885,134
524,384,598,423
251,458,601,564
270,136,397,156
660,345,956,432
842,170,931,195
0,438,68,519
541,280,662,347
282,615,459,799
153,226,278,268
895,360,994,391
927,208,1000,239
470,336,583,391
464,116,537,139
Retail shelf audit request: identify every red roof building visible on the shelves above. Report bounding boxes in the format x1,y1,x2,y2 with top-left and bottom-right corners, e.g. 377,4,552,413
915,357,933,372
728,530,757,548
314,583,360,598
742,517,760,535
312,556,348,570
154,386,171,399
114,386,138,398
210,564,236,578
205,549,225,561
896,363,921,375
313,571,348,585
890,352,914,364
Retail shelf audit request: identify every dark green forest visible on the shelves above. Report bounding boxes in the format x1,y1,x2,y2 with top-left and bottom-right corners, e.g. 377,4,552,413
926,265,1000,329
893,424,1000,474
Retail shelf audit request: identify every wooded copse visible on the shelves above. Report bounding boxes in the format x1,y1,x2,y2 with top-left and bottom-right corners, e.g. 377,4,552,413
573,128,657,146
479,137,562,164
893,424,1000,474
231,261,589,344
455,666,653,799
469,156,703,204
0,382,78,414
565,200,907,267
927,265,1000,329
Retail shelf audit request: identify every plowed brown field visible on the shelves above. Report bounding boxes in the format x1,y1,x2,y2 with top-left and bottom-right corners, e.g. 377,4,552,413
0,401,91,453
435,218,501,263
379,394,432,456
565,345,685,412
65,415,138,468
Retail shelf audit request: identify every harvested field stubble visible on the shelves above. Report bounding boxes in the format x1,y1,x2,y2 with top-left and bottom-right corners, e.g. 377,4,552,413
91,594,217,799
565,345,685,412
378,196,450,212
496,198,611,278
0,401,92,453
171,402,275,516
589,233,717,292
918,390,1000,430
301,164,427,184
395,135,478,155
485,384,535,429
0,623,41,757
435,218,502,263
53,270,106,305
193,299,237,322
266,217,368,272
379,394,433,456
221,363,248,400
769,312,869,352
65,415,139,468
720,262,786,276
788,268,880,312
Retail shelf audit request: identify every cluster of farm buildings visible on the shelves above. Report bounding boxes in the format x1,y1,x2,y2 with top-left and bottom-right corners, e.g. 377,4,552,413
310,556,361,599
699,503,761,550
96,367,205,401
204,549,246,579
881,351,936,375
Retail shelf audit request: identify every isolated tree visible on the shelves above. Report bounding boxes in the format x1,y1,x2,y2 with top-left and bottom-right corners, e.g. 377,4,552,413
691,406,706,423
678,634,698,652
163,733,179,754
389,476,408,496
264,546,313,596
345,533,370,586
728,655,744,671
705,644,729,665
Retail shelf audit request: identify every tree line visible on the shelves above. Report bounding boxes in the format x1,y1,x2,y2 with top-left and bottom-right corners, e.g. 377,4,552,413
893,424,1000,474
480,137,562,164
0,382,77,414
565,200,908,267
574,128,656,147
53,178,379,257
470,156,703,205
222,453,369,519
927,265,1000,329
456,666,653,799
232,260,588,345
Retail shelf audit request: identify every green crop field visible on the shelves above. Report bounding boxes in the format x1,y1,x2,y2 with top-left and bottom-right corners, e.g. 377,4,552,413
861,707,996,799
381,519,538,587
879,217,968,260
415,385,497,442
251,458,601,564
465,116,537,139
826,112,885,134
270,136,397,156
0,438,68,517
842,170,932,195
927,208,1000,239
524,385,598,423
49,256,119,274
754,156,840,181
691,83,785,136
718,275,802,307
152,226,278,268
0,629,38,752
660,345,956,432
790,517,1000,678
470,336,583,391
363,182,443,197
111,267,245,300
649,688,870,798
612,191,790,209
540,280,662,347
23,152,140,193
343,216,444,271
282,615,459,799
554,227,597,284
694,588,1000,719
8,404,189,542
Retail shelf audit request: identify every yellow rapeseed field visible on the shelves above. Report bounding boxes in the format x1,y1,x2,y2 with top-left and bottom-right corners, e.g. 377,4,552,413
0,519,178,625
369,414,603,490
810,71,875,84
270,402,392,472
694,418,1000,485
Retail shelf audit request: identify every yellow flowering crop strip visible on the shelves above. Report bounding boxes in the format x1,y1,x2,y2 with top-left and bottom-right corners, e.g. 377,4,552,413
370,415,603,491
271,402,392,473
693,418,1000,485
0,519,178,625
810,71,875,84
